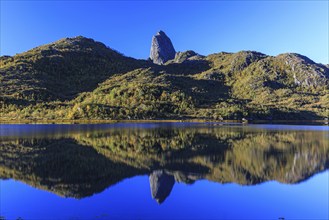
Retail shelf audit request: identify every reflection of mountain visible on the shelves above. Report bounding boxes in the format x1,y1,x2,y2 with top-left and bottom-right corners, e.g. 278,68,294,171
0,138,145,198
1,126,328,202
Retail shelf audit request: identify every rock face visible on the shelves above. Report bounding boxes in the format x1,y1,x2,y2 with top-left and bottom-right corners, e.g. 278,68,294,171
174,50,200,63
230,51,267,72
150,31,176,65
149,170,175,204
277,53,329,87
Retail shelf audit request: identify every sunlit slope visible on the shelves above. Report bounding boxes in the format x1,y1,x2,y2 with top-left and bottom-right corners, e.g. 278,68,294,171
0,36,145,102
1,37,328,120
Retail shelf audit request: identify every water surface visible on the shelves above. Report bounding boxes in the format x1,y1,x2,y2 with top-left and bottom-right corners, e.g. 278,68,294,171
0,123,328,219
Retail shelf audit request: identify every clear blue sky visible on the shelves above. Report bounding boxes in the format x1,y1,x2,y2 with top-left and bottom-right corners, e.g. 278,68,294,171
1,1,328,64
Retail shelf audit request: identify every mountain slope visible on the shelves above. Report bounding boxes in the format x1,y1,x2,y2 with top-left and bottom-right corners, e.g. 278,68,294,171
69,51,328,120
0,36,146,102
1,35,328,120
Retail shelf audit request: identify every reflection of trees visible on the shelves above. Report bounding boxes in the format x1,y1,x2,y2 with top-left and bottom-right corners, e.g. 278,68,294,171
0,126,328,199
206,131,329,184
0,138,145,198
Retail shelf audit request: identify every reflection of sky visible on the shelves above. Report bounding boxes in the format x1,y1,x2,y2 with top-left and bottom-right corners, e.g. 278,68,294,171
248,124,329,131
1,171,328,219
0,123,203,137
1,123,328,138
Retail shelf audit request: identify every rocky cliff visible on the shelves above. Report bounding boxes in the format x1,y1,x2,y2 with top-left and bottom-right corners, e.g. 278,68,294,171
149,31,176,65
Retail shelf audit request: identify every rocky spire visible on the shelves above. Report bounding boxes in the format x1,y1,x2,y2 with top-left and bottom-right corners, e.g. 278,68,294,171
149,30,176,65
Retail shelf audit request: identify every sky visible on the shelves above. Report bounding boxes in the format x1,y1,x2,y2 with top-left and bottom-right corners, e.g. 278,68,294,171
1,1,328,64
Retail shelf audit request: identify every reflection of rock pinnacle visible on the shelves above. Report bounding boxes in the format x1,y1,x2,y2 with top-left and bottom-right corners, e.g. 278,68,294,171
149,170,175,204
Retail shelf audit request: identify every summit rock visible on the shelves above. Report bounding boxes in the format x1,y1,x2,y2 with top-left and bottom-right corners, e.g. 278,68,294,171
149,31,176,65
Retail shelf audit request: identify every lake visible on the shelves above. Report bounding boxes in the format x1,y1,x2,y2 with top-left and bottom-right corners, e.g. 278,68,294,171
0,122,328,219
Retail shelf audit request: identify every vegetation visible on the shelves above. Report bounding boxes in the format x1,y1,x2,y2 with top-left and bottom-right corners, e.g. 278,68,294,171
1,37,328,120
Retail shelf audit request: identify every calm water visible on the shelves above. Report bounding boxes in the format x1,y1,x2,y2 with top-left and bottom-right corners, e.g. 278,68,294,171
0,123,328,219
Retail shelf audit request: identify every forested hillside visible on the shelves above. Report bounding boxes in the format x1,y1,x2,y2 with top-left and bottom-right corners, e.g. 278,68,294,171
1,35,328,120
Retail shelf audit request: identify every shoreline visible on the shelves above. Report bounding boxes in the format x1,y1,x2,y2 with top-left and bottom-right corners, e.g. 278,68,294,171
0,119,328,125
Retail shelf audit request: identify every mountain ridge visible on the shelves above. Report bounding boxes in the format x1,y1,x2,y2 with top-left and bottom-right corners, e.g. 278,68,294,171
1,33,328,120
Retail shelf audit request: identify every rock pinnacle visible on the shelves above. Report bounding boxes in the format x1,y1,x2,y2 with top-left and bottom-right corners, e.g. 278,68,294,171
149,30,176,65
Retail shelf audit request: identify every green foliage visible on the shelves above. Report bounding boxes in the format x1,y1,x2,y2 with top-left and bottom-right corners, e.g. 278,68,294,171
1,37,328,120
0,36,145,102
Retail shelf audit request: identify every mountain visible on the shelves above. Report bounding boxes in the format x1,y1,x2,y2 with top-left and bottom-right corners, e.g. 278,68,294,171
1,32,328,120
0,36,147,102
